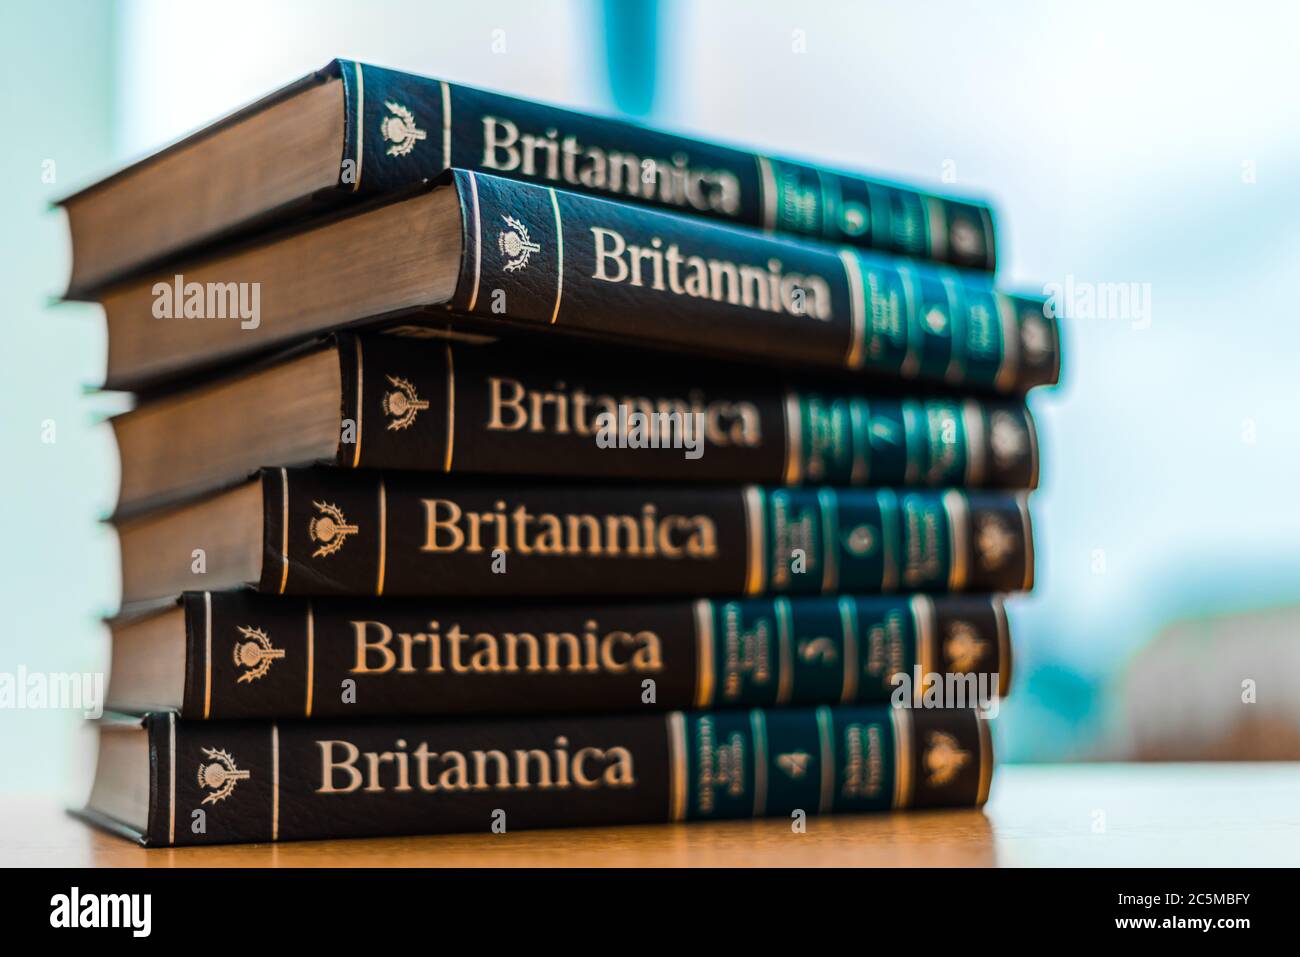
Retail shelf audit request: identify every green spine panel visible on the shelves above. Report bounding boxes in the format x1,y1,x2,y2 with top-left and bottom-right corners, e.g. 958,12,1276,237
681,705,902,821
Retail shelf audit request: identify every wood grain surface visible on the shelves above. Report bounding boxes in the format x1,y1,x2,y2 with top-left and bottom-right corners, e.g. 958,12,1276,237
5,763,1300,867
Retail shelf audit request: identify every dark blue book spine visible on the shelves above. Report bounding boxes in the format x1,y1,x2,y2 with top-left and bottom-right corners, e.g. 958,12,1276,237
439,169,1059,395
338,60,998,271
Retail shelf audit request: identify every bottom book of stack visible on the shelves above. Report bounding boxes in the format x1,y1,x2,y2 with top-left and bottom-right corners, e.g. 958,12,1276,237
81,705,990,846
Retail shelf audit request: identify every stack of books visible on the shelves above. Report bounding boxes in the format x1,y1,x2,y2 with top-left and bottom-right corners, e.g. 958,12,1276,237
68,61,1059,846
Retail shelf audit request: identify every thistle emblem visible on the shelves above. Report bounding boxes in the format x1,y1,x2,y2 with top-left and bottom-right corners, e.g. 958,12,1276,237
197,748,250,805
498,215,540,272
233,626,285,684
922,731,970,787
380,100,426,157
798,636,837,664
843,524,876,557
989,410,1027,468
975,514,1015,571
776,751,811,780
382,375,429,431
943,620,988,673
309,501,358,558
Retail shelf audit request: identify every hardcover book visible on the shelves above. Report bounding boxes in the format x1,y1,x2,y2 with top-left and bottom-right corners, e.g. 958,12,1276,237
91,169,1059,392
81,705,992,845
107,590,1010,718
113,469,1034,603
111,333,1040,515
61,59,997,296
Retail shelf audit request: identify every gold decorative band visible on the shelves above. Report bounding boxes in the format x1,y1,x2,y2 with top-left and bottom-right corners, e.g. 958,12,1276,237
692,600,715,709
839,249,867,370
376,479,387,595
837,596,859,704
666,711,687,822
305,601,315,717
975,711,994,807
351,336,364,467
944,489,970,591
465,171,482,312
548,187,564,325
782,391,802,485
271,722,281,841
742,486,766,595
890,707,914,810
910,593,936,705
352,62,364,192
278,468,290,594
167,713,176,845
443,344,456,472
202,591,212,719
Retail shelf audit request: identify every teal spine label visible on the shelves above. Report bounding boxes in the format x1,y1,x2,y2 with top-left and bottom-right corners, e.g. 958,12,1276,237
339,334,1039,489
674,706,989,824
164,592,1009,719
745,487,1031,596
139,705,989,844
447,169,1060,394
340,60,998,271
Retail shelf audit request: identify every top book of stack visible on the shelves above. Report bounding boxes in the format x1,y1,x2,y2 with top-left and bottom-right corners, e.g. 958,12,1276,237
60,59,998,297
60,62,1059,398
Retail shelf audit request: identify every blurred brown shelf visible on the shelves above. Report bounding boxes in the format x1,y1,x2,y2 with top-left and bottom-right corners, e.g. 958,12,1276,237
5,763,1300,867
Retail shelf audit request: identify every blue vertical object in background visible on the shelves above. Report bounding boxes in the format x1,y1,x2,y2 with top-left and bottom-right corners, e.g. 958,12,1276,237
599,0,659,118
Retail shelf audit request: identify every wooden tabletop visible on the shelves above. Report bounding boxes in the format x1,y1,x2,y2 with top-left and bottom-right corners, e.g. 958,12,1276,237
5,763,1300,867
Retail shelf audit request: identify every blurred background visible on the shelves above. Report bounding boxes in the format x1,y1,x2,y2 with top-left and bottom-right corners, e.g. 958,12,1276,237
4,0,1299,796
